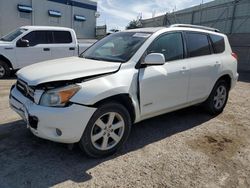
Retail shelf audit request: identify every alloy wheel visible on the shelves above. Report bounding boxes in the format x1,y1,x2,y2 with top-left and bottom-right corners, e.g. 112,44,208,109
213,85,227,110
91,112,125,151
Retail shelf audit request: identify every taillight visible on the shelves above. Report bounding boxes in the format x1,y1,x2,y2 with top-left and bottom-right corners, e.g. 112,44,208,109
231,52,238,61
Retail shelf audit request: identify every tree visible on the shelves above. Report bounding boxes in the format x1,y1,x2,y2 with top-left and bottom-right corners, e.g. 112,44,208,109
126,20,142,29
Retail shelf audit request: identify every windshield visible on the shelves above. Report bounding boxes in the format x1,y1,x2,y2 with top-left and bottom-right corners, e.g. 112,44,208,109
0,28,27,42
81,32,151,63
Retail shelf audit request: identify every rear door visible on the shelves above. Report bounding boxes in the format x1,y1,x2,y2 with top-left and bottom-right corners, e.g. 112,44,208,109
184,32,221,102
15,31,52,67
50,31,76,59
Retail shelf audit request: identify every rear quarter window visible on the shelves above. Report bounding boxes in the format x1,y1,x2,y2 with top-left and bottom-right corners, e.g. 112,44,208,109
210,34,225,54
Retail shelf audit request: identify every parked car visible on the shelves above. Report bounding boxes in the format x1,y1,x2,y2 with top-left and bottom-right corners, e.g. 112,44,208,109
9,24,238,158
0,26,93,78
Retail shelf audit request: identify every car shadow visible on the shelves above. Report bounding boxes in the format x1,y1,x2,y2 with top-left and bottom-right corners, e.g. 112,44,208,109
0,106,213,187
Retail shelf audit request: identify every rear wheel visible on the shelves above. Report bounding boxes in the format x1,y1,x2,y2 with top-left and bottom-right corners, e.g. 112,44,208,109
79,102,131,158
204,79,229,115
0,60,11,79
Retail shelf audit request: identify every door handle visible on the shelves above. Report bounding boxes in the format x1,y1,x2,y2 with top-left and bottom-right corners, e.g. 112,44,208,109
214,61,221,67
180,66,188,74
43,48,50,51
69,47,75,50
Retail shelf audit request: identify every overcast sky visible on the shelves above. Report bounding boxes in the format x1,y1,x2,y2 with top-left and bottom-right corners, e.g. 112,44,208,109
96,0,213,31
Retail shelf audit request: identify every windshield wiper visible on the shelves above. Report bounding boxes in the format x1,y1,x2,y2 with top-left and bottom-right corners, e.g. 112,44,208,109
84,56,103,61
84,56,123,63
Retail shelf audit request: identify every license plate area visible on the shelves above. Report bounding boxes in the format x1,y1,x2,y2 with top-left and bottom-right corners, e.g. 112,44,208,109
9,96,29,125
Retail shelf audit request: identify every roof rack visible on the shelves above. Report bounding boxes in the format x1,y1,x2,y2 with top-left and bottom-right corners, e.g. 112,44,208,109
170,24,220,32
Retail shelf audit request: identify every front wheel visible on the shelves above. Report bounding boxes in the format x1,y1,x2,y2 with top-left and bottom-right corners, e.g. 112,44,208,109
204,80,229,115
79,102,131,158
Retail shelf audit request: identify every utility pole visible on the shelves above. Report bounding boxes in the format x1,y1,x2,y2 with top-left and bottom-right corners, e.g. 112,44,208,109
230,0,238,34
200,0,204,25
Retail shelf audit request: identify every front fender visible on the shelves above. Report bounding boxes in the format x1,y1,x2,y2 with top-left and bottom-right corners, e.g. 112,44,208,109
70,70,138,106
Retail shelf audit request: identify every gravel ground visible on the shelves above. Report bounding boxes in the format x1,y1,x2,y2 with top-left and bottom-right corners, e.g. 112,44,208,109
0,76,250,188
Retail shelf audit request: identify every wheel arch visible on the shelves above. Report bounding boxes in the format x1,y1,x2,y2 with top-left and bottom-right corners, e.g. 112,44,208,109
92,93,136,123
0,55,13,69
216,74,232,90
205,73,233,102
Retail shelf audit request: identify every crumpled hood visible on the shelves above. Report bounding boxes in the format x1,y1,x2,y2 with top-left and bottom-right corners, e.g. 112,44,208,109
17,57,121,86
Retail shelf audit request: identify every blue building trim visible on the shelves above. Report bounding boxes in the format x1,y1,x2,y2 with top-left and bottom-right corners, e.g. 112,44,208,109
48,0,97,11
48,10,62,17
74,15,86,21
17,4,33,13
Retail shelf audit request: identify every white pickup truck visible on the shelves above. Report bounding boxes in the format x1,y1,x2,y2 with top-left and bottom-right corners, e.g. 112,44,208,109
0,26,94,78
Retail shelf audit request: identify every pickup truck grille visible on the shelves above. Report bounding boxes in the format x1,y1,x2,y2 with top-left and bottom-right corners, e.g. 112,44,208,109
16,79,34,101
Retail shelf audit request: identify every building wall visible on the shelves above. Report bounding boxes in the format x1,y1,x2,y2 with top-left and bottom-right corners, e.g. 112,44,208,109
140,0,250,71
96,25,107,39
0,0,97,39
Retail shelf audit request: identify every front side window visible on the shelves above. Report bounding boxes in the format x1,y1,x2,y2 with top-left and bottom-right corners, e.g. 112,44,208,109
22,31,52,46
0,28,27,42
53,31,72,43
210,34,225,54
186,32,211,57
148,32,184,62
81,32,151,63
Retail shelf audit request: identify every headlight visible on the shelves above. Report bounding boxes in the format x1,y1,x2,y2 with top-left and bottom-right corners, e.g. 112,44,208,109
40,85,81,107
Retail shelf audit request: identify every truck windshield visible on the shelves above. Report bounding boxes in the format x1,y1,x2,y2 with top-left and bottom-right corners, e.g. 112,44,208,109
80,32,151,63
0,28,27,42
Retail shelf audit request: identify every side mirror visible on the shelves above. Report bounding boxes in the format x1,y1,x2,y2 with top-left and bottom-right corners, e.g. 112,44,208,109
143,53,165,65
16,39,29,47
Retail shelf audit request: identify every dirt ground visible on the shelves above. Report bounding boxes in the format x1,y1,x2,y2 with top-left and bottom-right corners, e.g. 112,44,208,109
0,75,250,188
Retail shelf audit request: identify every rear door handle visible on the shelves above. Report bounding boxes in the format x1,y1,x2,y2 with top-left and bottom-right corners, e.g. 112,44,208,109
69,47,75,50
215,61,221,67
43,48,50,51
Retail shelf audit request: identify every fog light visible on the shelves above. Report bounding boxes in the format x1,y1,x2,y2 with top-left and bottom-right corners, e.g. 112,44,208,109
28,116,38,129
56,128,62,136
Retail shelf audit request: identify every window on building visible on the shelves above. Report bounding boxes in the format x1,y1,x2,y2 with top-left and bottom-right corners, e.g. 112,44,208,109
53,31,72,43
210,34,225,54
50,17,60,24
22,31,53,46
186,32,211,57
148,32,184,62
17,4,32,19
19,12,31,19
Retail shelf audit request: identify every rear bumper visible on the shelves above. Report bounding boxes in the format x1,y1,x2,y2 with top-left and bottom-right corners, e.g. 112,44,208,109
9,86,96,143
231,72,239,89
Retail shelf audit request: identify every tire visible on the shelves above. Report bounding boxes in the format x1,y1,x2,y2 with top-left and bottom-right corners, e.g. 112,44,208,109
79,102,131,158
0,60,11,79
204,79,229,115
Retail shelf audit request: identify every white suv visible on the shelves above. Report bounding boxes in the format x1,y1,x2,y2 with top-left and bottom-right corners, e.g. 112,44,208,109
9,24,238,157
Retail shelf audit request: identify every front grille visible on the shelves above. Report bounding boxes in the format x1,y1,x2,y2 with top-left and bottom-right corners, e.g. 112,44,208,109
16,79,34,101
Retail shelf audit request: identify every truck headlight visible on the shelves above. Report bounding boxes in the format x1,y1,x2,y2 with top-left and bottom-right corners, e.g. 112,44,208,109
40,85,81,107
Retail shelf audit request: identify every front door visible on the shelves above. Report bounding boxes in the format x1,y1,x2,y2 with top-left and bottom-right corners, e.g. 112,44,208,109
139,32,190,118
15,31,52,68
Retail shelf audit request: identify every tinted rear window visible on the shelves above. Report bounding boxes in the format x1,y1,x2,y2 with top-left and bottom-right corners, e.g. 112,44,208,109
186,32,211,58
53,31,72,43
210,34,225,54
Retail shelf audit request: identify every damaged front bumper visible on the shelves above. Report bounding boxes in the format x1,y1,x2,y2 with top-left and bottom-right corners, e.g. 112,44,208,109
9,86,96,143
